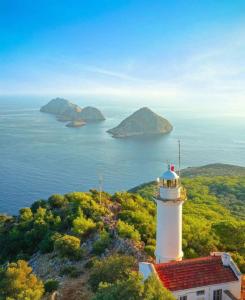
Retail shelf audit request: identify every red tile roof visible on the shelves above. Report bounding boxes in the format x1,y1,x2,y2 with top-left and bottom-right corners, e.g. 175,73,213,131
154,256,238,291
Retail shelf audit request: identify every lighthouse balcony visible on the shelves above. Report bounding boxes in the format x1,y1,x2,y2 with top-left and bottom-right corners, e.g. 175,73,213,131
157,187,187,202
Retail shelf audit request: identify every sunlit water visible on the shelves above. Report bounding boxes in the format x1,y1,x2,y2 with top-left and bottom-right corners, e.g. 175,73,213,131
0,96,245,214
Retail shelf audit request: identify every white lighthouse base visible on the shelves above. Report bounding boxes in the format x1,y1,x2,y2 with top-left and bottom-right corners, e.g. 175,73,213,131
155,198,184,264
155,251,183,264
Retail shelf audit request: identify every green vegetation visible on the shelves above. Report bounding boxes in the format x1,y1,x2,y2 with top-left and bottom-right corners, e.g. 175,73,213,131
60,265,81,278
132,176,245,272
54,234,83,260
0,169,244,298
92,230,112,255
0,260,44,300
72,212,96,237
90,255,175,300
117,220,141,242
44,279,59,293
89,255,136,291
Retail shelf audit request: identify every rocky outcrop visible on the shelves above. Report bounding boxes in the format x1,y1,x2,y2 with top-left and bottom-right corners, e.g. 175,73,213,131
107,107,173,138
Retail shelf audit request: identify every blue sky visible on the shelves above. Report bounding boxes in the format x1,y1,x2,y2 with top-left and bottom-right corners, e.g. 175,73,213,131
1,0,245,107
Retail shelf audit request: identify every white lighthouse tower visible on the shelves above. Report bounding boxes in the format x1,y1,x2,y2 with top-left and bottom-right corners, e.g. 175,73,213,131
155,164,186,263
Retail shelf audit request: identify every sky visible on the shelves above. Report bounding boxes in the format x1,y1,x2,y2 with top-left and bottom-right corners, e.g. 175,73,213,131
0,0,245,109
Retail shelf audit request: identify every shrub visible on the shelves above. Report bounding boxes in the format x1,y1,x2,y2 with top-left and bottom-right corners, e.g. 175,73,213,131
60,265,81,278
54,234,82,259
143,274,175,300
39,232,62,253
93,231,111,255
19,207,33,222
31,200,47,212
84,258,96,269
44,279,59,293
89,254,136,291
48,194,67,209
92,271,143,300
117,220,141,242
0,260,44,300
72,213,96,237
144,245,155,257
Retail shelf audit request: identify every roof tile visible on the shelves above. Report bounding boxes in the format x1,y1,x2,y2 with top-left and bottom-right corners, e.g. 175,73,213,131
154,256,238,291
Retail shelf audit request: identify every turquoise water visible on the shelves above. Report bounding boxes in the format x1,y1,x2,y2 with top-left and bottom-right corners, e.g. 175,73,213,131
0,96,245,214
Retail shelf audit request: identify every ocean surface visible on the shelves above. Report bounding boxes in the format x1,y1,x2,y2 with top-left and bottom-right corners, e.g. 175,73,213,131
0,96,245,214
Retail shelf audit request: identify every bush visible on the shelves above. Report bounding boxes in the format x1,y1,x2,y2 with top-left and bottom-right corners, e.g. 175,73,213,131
84,258,96,269
72,212,96,237
48,194,67,209
0,260,44,300
117,220,141,242
89,254,136,291
143,274,175,300
93,231,111,255
19,207,33,222
144,245,155,257
92,273,175,300
44,279,59,293
60,265,81,278
54,234,82,259
31,199,47,212
39,232,62,253
92,271,143,300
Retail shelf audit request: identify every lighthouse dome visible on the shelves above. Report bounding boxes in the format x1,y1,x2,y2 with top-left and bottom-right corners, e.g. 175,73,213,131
160,169,179,180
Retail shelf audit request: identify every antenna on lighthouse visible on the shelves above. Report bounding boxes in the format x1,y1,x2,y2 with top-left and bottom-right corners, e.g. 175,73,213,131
178,139,181,178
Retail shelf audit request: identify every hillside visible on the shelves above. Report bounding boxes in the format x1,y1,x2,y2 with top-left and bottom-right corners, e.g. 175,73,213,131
0,164,244,299
107,107,173,138
130,163,245,220
182,163,245,177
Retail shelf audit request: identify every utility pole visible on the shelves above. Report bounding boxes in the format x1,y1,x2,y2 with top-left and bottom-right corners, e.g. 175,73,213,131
98,174,103,205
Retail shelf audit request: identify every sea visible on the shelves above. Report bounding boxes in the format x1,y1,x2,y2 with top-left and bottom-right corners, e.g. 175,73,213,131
0,95,245,214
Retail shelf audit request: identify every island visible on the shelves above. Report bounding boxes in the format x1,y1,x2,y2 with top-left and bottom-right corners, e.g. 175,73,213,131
65,120,86,128
107,107,173,138
40,98,82,121
40,98,105,126
79,106,105,122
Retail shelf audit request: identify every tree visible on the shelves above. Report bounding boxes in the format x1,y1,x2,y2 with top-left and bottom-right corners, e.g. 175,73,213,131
54,234,82,259
143,275,175,300
44,279,59,293
117,220,141,242
48,194,67,209
72,212,96,237
89,255,136,291
0,260,44,300
93,230,111,255
92,272,143,300
92,273,175,300
19,208,33,223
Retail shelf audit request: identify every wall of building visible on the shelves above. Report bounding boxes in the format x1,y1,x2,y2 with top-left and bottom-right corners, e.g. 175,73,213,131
173,280,241,300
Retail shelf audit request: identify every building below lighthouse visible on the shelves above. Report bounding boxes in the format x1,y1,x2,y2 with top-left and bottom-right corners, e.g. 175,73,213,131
139,164,242,300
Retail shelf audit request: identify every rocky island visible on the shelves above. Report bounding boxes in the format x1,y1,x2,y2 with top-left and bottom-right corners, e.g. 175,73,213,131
107,107,173,138
66,120,86,128
40,98,105,126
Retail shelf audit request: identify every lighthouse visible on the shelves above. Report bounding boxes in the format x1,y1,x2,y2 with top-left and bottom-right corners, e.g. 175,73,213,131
140,165,242,300
154,164,186,263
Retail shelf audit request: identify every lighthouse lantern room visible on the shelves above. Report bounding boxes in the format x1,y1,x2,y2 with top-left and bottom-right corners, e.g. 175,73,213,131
155,164,186,264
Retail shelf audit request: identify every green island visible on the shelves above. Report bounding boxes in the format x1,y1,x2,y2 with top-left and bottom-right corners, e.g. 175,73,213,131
0,163,244,300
